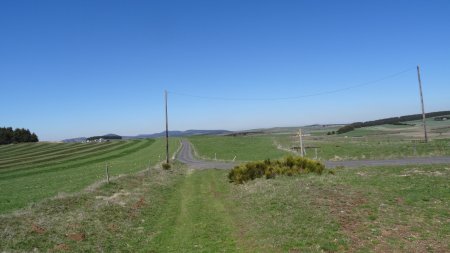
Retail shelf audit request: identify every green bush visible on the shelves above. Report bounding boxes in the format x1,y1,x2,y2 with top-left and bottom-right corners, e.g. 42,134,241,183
228,156,325,184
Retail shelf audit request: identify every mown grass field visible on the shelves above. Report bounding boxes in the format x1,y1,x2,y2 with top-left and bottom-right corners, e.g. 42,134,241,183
1,163,448,252
0,138,180,213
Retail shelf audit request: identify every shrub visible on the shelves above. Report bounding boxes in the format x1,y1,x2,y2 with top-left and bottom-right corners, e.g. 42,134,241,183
162,163,171,170
228,156,325,184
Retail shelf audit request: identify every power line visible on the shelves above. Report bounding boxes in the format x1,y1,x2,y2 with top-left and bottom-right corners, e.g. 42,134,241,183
168,67,415,101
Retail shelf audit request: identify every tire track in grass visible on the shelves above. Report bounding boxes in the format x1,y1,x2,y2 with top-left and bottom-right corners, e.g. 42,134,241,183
148,169,239,252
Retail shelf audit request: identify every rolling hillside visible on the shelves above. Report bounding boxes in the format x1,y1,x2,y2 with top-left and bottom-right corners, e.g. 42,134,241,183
0,138,180,213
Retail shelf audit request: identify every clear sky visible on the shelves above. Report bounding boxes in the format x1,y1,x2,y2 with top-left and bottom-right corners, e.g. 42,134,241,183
1,0,449,141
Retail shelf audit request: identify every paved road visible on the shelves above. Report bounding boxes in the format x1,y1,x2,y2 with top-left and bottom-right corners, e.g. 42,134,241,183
325,156,450,168
176,140,237,169
177,140,450,169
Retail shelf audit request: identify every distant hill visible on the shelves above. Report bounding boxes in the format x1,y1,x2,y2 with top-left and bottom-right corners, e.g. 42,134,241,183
62,137,87,143
123,130,232,139
63,130,232,142
244,124,345,134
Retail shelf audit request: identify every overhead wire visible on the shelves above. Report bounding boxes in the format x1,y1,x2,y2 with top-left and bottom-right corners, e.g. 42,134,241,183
168,67,415,101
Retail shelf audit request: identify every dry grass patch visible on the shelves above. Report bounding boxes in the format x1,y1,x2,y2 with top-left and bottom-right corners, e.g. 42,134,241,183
229,165,450,252
0,166,184,252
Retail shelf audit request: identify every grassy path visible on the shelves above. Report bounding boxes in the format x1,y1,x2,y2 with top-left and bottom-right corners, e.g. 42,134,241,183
149,169,240,252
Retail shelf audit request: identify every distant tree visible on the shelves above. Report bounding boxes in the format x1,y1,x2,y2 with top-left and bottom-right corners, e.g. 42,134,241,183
0,127,14,145
336,110,450,134
0,127,39,145
87,135,122,141
31,133,39,142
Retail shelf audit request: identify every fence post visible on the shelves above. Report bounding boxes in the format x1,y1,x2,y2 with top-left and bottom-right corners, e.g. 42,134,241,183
105,162,110,184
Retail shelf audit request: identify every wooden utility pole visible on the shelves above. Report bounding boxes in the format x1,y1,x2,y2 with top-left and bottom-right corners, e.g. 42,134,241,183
417,65,428,142
298,129,305,157
165,90,169,163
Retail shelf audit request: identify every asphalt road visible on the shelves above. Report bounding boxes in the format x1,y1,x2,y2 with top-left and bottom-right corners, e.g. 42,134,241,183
176,140,237,169
177,140,450,169
325,156,450,168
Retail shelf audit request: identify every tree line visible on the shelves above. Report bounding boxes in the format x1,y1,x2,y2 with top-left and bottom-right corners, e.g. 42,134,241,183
337,110,450,134
86,135,122,141
0,127,39,145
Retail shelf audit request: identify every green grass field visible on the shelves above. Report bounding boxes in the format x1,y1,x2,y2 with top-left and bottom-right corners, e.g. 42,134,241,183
189,133,450,162
187,118,450,162
0,138,180,213
1,164,448,252
189,135,289,161
273,134,450,160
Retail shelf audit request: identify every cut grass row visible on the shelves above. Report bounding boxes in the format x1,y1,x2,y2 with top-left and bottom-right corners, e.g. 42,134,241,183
0,138,180,213
2,164,448,252
0,140,138,175
0,142,60,158
0,142,120,167
0,143,83,161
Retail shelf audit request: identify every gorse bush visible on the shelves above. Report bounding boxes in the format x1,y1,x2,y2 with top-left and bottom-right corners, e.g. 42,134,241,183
228,156,325,184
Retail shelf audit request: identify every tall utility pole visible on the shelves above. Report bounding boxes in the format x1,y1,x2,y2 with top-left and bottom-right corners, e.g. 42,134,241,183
165,90,169,163
298,129,305,157
417,65,428,143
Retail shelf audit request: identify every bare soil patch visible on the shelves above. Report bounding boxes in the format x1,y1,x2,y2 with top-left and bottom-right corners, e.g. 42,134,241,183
31,223,46,234
66,232,85,241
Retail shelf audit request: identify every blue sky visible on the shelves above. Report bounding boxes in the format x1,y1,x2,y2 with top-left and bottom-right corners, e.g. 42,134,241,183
1,0,449,141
